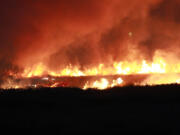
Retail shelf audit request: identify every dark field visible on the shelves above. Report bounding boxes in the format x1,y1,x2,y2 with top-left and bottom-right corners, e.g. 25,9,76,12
0,85,180,133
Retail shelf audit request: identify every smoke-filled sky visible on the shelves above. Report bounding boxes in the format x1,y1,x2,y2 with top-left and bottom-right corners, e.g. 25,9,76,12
1,0,180,74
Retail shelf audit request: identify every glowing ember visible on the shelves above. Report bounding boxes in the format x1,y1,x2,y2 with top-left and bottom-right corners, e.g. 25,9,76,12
83,77,123,90
141,74,180,86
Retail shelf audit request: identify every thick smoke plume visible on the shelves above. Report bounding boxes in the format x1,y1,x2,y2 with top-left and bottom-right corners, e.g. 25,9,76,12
0,0,180,76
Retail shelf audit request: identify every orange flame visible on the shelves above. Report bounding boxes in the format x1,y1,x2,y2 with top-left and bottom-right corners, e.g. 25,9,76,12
2,51,180,90
83,77,124,90
21,51,180,78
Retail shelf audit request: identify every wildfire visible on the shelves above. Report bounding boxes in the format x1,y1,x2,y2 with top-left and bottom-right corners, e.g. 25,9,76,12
2,0,180,91
83,77,124,90
2,51,180,90
21,51,180,78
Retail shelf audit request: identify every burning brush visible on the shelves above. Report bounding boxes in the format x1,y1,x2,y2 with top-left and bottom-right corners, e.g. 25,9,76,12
1,0,180,90
2,50,180,90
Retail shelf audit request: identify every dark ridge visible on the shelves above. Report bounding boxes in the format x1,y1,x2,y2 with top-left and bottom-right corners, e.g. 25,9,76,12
0,85,179,133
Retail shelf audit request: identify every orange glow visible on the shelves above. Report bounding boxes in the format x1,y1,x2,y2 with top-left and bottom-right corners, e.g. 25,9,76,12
2,51,180,90
22,63,46,78
21,51,180,78
83,77,124,90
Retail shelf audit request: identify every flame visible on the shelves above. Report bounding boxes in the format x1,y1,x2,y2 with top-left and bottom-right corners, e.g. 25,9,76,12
21,51,179,78
2,51,180,90
83,77,124,90
141,74,180,86
23,63,46,78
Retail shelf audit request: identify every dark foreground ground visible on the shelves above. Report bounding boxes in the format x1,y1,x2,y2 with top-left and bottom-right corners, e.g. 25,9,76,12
0,85,180,134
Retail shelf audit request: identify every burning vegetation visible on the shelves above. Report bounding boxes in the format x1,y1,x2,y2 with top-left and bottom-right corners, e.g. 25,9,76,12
1,0,180,89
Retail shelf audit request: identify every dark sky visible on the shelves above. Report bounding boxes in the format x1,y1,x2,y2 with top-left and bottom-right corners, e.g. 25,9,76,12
0,0,180,74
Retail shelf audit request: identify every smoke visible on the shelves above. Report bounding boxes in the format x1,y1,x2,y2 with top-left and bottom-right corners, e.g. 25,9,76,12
0,0,180,75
